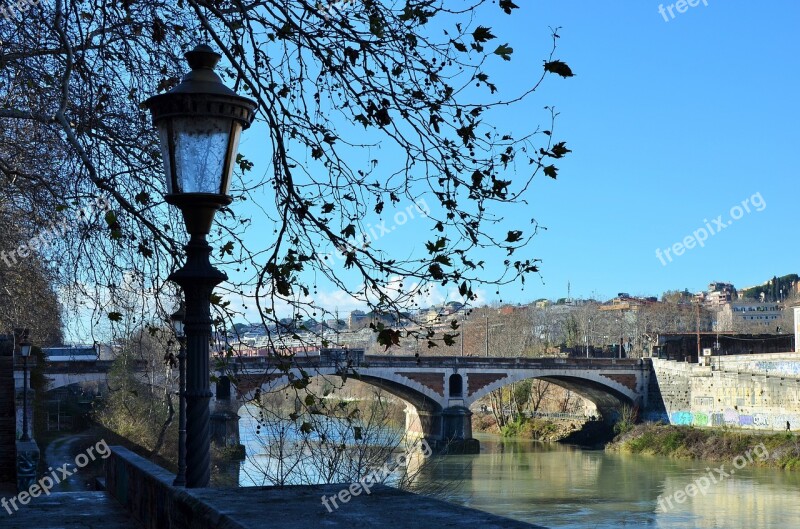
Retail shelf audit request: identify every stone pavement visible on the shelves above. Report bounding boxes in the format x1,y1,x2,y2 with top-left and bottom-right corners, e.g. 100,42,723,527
188,484,545,529
0,491,142,528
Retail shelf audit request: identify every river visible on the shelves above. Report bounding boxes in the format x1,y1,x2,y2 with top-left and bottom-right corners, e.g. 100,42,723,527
238,407,800,528
412,434,800,528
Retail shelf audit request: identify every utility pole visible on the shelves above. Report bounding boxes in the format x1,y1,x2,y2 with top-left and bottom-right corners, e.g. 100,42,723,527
696,302,701,360
460,311,465,357
485,314,489,357
585,318,592,358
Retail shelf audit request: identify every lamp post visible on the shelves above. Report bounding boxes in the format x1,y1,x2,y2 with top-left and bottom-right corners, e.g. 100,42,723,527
19,339,31,442
460,311,465,357
171,306,187,487
145,44,256,488
585,318,591,358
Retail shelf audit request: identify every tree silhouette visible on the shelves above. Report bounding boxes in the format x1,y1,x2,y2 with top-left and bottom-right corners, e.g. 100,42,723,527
0,1,572,350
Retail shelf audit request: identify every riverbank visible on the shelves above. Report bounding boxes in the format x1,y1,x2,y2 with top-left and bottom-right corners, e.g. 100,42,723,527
608,423,800,469
474,413,594,443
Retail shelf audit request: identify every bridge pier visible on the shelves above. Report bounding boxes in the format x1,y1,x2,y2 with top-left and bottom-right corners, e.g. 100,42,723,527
405,405,479,454
210,376,245,460
441,406,480,454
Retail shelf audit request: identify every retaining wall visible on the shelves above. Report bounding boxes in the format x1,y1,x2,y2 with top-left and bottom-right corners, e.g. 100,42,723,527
643,354,800,430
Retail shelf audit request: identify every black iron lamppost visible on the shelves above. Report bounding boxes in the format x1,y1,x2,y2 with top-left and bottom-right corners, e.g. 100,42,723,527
171,306,187,487
145,44,256,488
19,339,32,442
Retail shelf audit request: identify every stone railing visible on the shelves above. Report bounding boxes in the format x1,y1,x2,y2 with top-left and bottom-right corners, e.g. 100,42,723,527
105,446,536,529
106,446,248,529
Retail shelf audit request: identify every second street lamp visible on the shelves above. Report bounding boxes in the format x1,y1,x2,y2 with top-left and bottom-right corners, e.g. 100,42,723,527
19,339,32,442
171,306,187,487
145,44,256,488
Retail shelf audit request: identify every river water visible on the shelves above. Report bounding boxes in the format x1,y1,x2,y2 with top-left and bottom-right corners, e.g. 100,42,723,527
414,434,800,529
238,406,800,528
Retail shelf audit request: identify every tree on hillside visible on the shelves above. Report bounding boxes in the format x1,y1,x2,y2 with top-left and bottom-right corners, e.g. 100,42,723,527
0,205,63,343
94,326,177,460
0,0,572,352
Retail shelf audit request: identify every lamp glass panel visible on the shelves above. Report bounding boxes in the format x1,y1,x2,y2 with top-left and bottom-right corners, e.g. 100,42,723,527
173,319,185,338
156,123,174,194
20,344,31,357
221,123,243,195
171,117,233,194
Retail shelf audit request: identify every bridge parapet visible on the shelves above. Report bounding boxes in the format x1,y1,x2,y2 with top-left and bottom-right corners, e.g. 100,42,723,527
228,354,651,371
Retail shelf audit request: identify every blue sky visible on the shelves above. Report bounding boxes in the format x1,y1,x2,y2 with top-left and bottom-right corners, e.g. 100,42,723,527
462,0,800,302
223,0,800,319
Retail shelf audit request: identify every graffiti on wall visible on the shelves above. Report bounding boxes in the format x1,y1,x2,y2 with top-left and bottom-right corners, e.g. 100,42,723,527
665,409,798,430
750,361,800,376
670,411,693,425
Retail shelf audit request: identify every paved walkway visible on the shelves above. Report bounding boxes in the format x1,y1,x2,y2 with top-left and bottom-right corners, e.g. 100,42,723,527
0,484,545,528
43,433,97,491
188,484,545,528
0,491,142,528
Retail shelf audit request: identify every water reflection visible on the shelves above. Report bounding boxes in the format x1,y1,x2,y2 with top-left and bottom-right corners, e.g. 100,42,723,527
238,407,800,528
417,435,800,529
238,403,419,488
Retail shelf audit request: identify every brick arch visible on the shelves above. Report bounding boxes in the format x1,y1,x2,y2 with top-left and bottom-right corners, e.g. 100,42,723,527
464,369,640,416
232,368,443,414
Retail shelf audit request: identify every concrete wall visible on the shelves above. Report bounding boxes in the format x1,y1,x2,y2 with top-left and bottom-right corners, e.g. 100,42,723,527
644,354,800,430
105,446,537,529
106,446,250,529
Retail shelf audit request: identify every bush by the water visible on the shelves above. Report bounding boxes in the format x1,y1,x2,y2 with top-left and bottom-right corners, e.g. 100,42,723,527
609,423,800,470
500,418,570,441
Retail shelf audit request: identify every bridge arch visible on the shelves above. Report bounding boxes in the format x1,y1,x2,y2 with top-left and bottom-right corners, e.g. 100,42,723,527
464,369,641,416
233,368,443,414
222,367,452,453
44,372,109,392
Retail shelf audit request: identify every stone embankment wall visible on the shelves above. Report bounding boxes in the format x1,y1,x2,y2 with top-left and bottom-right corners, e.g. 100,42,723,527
643,353,800,430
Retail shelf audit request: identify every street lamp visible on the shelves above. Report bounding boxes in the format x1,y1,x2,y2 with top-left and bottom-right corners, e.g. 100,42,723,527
145,44,256,488
585,318,592,358
171,306,187,487
19,339,32,442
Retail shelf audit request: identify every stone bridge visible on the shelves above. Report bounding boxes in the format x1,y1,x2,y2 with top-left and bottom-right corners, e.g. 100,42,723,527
28,354,652,453
34,360,119,392
225,354,653,453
